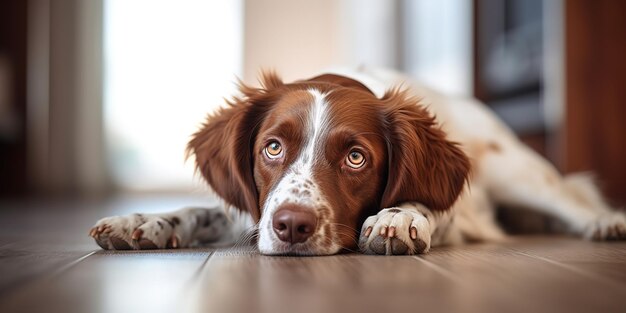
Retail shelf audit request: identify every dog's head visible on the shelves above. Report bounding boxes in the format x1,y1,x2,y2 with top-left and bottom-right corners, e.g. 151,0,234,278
188,72,469,255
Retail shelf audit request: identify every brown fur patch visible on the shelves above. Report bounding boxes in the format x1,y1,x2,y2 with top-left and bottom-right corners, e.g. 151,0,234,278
487,141,502,152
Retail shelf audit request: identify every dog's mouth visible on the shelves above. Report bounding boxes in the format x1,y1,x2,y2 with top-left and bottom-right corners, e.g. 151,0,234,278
262,241,335,256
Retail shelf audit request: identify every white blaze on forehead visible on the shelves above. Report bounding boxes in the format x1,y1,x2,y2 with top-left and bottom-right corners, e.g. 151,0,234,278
258,88,336,254
264,88,329,209
302,88,329,165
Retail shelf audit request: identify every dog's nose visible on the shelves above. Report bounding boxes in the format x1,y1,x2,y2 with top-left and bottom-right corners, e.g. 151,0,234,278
272,206,317,244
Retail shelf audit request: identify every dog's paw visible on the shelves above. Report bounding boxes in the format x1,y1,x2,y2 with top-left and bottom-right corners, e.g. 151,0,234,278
358,208,431,255
584,212,626,241
89,213,180,250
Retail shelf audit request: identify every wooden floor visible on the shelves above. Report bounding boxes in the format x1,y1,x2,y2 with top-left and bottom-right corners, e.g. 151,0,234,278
1,195,625,313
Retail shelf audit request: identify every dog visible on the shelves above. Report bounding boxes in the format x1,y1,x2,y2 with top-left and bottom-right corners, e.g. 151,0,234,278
89,66,626,255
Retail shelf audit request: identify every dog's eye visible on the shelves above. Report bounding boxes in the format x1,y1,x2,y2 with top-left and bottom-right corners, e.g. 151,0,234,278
265,141,283,159
346,151,365,168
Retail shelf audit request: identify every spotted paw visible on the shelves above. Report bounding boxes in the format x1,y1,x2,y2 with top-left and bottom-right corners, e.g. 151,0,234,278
89,213,182,250
584,212,626,241
359,208,431,255
88,207,228,250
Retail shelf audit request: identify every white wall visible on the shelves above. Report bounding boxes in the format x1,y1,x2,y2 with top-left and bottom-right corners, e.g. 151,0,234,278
243,0,344,84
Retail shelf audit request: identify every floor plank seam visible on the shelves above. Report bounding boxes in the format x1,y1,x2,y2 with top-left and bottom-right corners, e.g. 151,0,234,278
178,251,216,312
49,251,97,278
186,250,215,288
0,242,18,250
412,256,467,285
0,250,96,304
509,249,626,290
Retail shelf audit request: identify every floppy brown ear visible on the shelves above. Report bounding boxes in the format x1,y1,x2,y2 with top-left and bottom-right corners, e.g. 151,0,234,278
380,89,470,211
186,72,283,222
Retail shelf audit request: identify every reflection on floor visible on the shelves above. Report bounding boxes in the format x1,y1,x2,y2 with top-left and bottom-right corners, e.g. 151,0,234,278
0,195,625,313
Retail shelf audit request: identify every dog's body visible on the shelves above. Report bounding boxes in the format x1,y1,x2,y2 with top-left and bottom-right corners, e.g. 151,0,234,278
90,66,626,255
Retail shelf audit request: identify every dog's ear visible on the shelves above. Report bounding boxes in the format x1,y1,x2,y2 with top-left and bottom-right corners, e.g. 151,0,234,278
380,89,470,211
187,72,283,222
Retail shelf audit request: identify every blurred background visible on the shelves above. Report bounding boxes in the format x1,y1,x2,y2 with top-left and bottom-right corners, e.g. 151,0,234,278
0,0,624,206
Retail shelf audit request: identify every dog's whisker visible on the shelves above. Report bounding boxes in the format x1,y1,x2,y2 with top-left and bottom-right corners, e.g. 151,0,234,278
229,227,259,251
332,231,360,250
331,234,361,253
328,222,360,233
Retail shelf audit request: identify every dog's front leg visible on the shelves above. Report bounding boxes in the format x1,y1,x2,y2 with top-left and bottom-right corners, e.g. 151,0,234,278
358,203,451,255
89,207,230,250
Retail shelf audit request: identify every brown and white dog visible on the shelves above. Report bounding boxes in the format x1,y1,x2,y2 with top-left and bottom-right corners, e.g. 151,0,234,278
89,66,626,255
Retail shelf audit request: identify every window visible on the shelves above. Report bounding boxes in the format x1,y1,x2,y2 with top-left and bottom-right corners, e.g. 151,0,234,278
104,0,242,191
